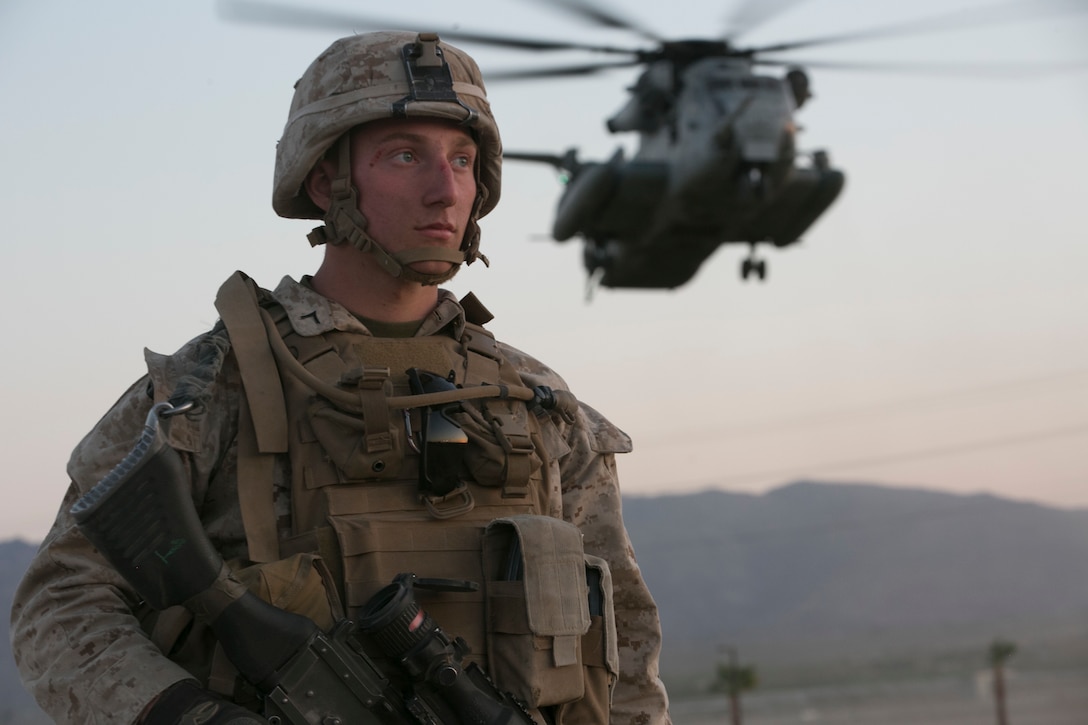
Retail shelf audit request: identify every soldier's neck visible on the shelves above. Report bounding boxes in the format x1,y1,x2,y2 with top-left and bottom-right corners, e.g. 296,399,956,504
312,248,439,324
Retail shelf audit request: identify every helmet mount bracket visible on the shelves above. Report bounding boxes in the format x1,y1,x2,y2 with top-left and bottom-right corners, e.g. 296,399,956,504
393,34,479,125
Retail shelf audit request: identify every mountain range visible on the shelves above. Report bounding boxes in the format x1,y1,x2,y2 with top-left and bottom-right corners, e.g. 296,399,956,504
622,481,1088,693
3,480,1087,717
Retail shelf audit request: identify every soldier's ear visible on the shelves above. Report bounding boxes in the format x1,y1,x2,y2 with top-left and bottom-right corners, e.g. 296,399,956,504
304,159,336,213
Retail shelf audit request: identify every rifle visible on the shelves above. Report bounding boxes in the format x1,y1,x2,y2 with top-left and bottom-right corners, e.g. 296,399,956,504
70,401,535,725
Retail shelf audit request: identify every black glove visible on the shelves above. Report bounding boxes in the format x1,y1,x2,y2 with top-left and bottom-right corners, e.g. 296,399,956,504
141,680,270,725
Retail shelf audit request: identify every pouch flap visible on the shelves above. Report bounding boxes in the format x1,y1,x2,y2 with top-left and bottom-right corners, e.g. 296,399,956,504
486,515,590,637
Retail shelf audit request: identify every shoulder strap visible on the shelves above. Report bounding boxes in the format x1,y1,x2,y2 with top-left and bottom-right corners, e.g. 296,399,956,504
460,321,502,386
214,271,288,563
214,271,289,453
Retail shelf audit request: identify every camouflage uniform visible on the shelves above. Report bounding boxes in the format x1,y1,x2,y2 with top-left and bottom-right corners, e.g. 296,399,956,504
11,275,671,724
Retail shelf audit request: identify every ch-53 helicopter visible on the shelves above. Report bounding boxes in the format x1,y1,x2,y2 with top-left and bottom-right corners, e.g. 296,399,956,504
501,47,839,288
220,0,1086,291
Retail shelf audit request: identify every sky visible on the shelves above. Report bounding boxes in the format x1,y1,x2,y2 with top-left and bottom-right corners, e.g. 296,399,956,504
1,0,1086,542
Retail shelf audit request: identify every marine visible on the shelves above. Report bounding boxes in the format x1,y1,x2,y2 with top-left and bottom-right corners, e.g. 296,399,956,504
11,30,672,725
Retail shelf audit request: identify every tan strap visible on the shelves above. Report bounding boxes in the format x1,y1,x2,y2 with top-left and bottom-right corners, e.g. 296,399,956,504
214,271,289,453
395,246,466,265
461,323,533,498
147,606,194,655
356,367,394,454
489,410,532,499
460,322,502,386
207,645,241,698
236,395,281,563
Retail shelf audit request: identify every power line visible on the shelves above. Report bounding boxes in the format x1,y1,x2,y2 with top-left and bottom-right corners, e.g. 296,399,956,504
707,421,1088,487
643,366,1088,445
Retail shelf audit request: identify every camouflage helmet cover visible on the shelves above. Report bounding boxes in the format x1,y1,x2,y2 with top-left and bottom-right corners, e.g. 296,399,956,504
273,31,502,223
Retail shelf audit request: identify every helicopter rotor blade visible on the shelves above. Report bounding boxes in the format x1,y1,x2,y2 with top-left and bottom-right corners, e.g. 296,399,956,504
723,0,812,42
754,56,1088,78
217,0,642,55
742,0,1088,56
486,58,644,81
521,0,667,43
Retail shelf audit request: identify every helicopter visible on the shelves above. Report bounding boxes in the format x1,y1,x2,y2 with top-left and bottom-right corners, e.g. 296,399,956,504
502,48,842,288
219,0,1088,291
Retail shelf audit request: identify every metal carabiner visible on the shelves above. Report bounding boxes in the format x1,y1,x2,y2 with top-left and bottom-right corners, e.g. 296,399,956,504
158,400,195,419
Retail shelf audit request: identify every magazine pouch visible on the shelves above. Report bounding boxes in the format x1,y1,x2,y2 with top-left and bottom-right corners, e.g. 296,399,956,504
556,554,619,725
483,515,591,708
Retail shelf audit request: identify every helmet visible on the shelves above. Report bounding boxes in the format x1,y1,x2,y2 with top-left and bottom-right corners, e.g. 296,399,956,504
273,32,502,282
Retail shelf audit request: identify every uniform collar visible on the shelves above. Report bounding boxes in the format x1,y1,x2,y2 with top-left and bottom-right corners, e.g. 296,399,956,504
270,275,467,339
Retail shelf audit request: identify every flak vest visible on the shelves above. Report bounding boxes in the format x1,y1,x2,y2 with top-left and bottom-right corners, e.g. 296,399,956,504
207,272,617,722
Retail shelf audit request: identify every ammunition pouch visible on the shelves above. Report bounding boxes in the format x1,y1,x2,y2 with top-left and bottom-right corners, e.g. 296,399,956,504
483,515,618,716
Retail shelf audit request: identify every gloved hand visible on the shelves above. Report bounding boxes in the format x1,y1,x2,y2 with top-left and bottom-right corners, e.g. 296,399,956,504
141,680,270,725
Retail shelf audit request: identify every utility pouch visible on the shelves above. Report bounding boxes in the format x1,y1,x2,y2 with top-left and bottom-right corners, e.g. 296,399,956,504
307,367,404,482
452,400,541,498
232,552,345,630
482,515,591,708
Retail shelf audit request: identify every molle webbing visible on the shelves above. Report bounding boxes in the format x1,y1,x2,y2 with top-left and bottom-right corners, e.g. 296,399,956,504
349,337,469,393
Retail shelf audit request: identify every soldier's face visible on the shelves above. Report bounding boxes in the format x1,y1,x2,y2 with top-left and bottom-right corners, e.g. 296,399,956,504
349,118,478,277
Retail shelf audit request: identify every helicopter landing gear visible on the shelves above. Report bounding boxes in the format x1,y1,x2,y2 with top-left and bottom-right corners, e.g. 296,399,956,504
583,240,611,301
741,247,767,281
585,266,605,302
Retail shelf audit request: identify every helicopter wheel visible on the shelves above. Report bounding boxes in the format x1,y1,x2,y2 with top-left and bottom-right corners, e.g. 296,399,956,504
741,257,767,282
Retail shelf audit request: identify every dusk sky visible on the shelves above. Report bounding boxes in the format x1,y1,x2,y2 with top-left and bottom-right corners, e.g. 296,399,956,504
1,0,1086,541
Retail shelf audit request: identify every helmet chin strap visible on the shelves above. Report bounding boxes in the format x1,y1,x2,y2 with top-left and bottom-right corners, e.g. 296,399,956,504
306,135,471,286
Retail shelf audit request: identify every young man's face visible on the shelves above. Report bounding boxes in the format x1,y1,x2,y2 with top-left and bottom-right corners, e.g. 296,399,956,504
349,117,478,278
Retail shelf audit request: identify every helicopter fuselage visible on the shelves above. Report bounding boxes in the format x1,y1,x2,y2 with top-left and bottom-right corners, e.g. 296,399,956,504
543,58,844,288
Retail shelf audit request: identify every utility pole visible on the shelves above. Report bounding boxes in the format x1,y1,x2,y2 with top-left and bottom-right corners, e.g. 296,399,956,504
988,639,1016,725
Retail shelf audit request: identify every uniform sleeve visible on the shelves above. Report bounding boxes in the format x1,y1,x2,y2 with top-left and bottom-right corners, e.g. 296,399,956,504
10,379,195,724
560,402,672,725
10,331,238,724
